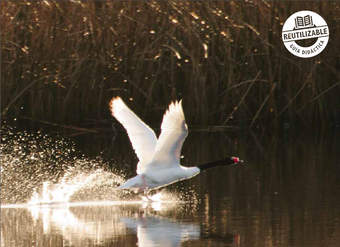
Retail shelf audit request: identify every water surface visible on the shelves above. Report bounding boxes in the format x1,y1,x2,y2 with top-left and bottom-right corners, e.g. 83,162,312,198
1,126,340,247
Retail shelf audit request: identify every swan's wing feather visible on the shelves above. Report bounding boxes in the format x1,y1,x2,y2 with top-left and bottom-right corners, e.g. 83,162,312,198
151,100,188,166
110,97,157,173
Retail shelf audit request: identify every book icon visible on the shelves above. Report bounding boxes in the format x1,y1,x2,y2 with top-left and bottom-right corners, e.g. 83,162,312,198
294,15,314,29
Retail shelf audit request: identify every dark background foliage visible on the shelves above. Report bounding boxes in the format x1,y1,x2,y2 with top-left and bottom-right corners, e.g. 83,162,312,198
1,0,339,130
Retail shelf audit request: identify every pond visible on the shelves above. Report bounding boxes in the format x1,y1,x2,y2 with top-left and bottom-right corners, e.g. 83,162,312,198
1,125,340,247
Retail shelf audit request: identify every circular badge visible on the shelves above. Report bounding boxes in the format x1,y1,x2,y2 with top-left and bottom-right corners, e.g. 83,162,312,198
282,10,329,58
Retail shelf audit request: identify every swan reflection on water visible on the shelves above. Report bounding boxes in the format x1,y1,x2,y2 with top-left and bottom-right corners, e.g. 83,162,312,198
1,196,200,247
121,216,199,247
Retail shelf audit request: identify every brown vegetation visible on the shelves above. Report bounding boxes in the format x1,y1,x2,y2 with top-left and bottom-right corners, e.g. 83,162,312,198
1,0,339,129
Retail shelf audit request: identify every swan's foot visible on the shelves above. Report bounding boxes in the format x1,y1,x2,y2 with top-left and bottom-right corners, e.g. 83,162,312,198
141,190,151,201
140,189,159,202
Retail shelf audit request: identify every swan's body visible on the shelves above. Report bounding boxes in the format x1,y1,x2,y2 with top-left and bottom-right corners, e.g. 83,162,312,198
110,97,242,193
117,165,199,192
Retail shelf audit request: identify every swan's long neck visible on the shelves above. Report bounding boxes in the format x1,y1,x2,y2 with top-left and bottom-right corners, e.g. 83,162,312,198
197,157,238,171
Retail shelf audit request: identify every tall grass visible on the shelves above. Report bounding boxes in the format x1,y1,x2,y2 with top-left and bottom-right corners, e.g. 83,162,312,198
1,0,339,129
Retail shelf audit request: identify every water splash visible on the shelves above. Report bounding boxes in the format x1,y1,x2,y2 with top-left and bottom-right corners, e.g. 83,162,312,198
0,124,126,204
28,169,125,204
1,124,197,206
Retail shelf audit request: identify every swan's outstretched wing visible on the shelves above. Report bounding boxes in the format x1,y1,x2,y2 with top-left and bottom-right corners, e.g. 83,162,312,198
151,100,188,166
110,97,157,173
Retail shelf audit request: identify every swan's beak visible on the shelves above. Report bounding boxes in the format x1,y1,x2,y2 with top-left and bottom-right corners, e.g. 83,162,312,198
232,157,244,164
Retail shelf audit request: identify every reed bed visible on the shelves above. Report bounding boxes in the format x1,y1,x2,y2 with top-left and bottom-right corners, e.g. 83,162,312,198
1,0,339,129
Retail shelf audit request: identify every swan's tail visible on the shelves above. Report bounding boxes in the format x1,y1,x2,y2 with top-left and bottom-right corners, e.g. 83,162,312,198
116,175,144,191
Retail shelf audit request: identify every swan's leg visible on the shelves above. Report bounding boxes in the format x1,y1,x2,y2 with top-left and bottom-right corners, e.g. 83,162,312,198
139,175,152,201
141,175,147,189
141,175,151,195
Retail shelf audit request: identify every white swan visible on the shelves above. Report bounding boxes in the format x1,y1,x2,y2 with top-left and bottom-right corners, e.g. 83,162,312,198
110,97,242,194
